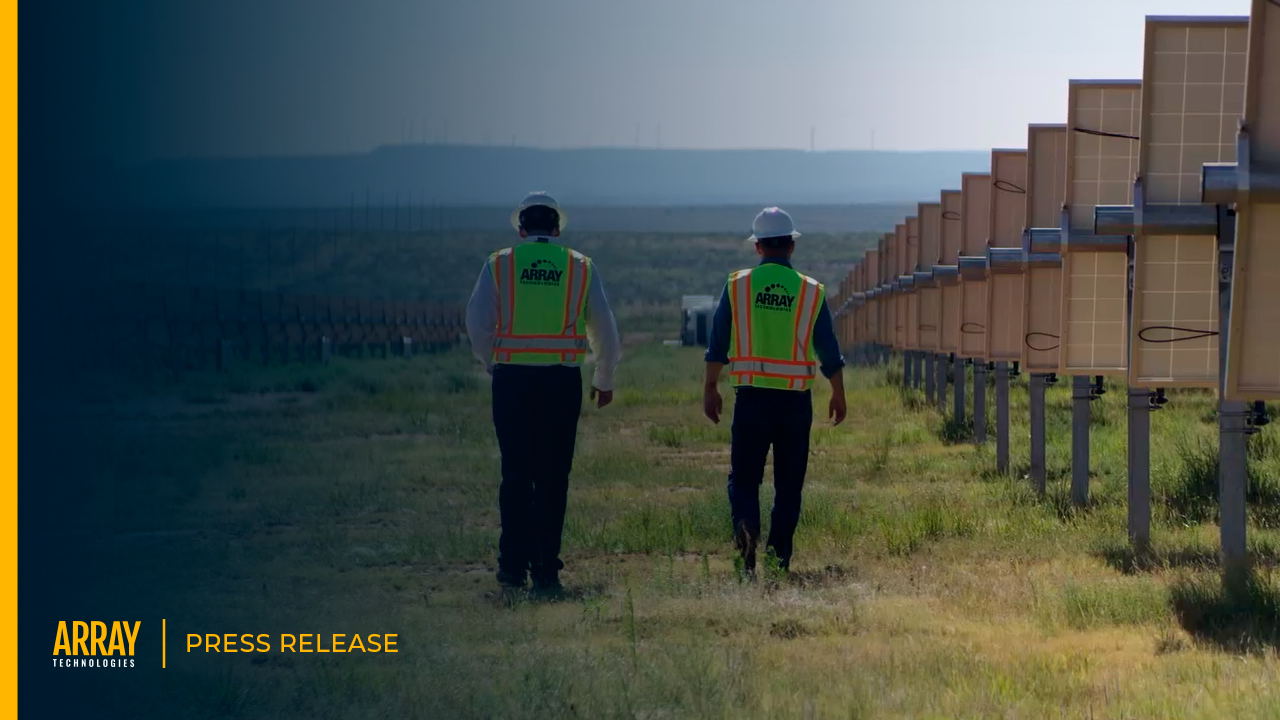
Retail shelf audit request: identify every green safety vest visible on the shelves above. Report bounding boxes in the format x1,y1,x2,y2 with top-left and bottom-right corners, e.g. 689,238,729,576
727,263,825,391
489,242,592,365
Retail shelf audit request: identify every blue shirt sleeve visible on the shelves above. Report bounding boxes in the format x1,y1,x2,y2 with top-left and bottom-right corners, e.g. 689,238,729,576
703,282,733,364
812,299,846,378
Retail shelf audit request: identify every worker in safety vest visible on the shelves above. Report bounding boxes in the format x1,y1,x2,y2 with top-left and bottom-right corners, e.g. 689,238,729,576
465,192,622,592
703,207,846,574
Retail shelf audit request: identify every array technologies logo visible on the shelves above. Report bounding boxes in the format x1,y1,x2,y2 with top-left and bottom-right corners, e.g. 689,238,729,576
754,283,797,312
519,258,563,286
52,620,142,668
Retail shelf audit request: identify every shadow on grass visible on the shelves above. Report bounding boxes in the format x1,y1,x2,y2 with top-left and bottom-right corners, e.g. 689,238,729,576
936,416,972,445
1096,541,1280,575
1163,435,1280,529
486,581,609,608
1171,569,1280,653
785,564,857,589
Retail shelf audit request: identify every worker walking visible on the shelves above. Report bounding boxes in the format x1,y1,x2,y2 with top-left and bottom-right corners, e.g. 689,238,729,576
703,207,846,574
466,192,622,592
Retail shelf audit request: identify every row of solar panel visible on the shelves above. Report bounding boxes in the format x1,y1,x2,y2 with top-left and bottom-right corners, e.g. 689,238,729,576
832,4,1279,401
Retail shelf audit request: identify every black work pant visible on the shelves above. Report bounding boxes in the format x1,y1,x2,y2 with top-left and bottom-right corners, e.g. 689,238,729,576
727,386,813,566
492,364,583,581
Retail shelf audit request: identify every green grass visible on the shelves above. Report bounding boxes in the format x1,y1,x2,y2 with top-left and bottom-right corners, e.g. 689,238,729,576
65,343,1280,718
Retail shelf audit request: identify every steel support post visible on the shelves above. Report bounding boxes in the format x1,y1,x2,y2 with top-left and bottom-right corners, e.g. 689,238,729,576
903,351,913,387
1127,387,1151,551
995,361,1010,473
936,354,948,414
924,352,936,404
1071,375,1091,506
1217,209,1247,571
1029,373,1047,494
912,352,924,390
953,356,966,424
974,362,988,444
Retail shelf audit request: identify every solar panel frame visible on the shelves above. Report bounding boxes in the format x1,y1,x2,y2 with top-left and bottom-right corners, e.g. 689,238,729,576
1130,16,1248,387
1022,124,1069,372
959,173,992,358
940,190,963,354
917,203,943,352
1060,79,1142,375
1225,0,1280,399
985,149,1029,361
904,216,922,351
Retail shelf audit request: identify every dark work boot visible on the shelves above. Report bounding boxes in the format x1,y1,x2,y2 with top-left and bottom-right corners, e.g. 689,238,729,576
531,570,563,596
496,568,527,589
735,520,757,576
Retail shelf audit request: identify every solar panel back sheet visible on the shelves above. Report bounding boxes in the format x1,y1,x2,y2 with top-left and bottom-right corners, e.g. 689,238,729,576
960,173,992,358
1022,125,1068,372
905,216,921,350
986,149,1029,361
1226,0,1280,400
1131,17,1248,387
1061,80,1141,375
918,204,942,351
940,190,963,354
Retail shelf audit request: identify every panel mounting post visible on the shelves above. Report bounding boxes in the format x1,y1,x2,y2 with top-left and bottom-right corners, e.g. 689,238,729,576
1029,373,1048,494
953,355,966,425
936,353,948,414
1217,205,1247,572
1071,375,1091,506
913,351,924,390
924,352,935,401
995,361,1010,473
974,361,987,444
1127,386,1151,552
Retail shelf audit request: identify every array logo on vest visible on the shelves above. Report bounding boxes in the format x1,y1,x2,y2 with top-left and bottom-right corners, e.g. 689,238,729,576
754,283,796,312
519,259,563,286
52,621,141,668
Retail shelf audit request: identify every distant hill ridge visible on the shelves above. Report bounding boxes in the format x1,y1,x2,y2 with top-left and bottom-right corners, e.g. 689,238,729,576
119,145,991,209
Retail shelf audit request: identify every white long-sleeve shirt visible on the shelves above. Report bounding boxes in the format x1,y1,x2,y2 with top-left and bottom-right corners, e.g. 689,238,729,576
465,240,622,391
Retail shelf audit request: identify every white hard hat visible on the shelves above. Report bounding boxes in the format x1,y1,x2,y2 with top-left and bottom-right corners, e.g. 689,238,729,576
747,207,801,242
510,191,569,231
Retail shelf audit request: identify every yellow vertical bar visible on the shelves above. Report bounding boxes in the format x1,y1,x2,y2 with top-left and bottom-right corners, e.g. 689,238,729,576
1,0,16,712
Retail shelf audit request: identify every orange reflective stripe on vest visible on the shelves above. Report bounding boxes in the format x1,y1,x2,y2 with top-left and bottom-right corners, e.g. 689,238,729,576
726,264,823,390
490,243,592,365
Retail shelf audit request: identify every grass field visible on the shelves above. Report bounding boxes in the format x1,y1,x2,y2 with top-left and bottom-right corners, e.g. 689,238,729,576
61,342,1280,718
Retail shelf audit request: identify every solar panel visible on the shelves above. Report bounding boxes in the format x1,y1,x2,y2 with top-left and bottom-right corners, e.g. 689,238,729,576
906,216,921,274
960,173,992,358
986,149,1029,361
866,247,882,348
917,203,942,351
1061,80,1142,375
893,224,907,350
940,190,963,354
1131,17,1248,387
905,217,921,350
1225,0,1280,399
1022,124,1069,372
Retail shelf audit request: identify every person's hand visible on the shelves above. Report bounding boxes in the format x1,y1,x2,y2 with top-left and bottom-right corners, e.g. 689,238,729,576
703,385,723,424
590,387,613,409
828,392,847,426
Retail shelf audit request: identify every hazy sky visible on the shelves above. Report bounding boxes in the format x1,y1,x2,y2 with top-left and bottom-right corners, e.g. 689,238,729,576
26,0,1253,163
